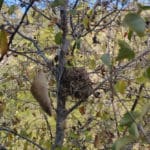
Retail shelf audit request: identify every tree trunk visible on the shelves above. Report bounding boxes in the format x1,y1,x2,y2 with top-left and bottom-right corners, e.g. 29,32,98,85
52,0,68,149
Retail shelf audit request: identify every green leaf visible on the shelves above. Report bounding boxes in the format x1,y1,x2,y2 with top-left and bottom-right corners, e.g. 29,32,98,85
51,0,65,7
89,56,96,69
120,111,140,127
0,0,3,10
141,5,150,10
138,3,150,11
128,123,139,138
55,32,62,45
139,102,150,119
0,91,3,97
112,136,136,150
87,9,93,17
115,80,127,94
123,13,146,36
75,39,81,49
20,129,28,136
116,40,135,61
69,10,77,16
23,142,28,150
144,67,150,79
45,140,51,149
128,29,133,41
8,5,17,15
101,53,111,67
136,75,148,84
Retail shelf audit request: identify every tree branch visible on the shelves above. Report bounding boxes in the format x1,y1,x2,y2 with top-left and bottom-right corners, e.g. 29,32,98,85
53,1,69,149
43,114,53,145
8,0,35,47
0,126,46,150
131,84,144,111
66,99,84,115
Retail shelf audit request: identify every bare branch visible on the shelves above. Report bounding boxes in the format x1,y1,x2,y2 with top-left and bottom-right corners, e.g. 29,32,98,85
43,114,53,144
0,126,46,150
131,84,144,111
8,0,35,47
66,99,84,116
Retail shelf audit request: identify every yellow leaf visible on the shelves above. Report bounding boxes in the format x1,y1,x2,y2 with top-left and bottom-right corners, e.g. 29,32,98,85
83,16,90,29
115,80,127,94
89,56,96,69
0,29,8,57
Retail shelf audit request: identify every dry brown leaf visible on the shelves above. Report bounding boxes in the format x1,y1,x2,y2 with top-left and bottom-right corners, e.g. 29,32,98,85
0,29,8,61
94,134,100,148
79,106,86,115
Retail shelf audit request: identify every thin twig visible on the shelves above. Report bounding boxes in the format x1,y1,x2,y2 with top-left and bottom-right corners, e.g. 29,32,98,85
8,0,35,46
131,84,144,111
43,113,53,145
9,49,45,66
66,99,84,116
16,31,49,63
0,126,46,150
109,67,120,137
117,50,150,71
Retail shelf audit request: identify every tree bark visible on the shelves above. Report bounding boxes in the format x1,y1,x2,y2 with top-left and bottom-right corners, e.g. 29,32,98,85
52,0,68,149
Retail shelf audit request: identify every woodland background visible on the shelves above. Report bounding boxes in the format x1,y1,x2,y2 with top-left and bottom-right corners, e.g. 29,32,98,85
0,0,150,150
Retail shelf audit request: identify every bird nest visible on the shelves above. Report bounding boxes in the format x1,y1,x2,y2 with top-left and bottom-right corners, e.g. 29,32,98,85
60,67,93,100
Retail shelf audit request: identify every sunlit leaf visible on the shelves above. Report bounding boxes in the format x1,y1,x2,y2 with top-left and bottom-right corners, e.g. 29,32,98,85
120,111,140,126
55,32,62,45
101,53,111,67
87,9,93,17
0,29,8,57
128,122,139,138
48,17,58,27
83,16,89,29
116,40,135,61
112,136,136,150
123,13,146,36
115,80,127,94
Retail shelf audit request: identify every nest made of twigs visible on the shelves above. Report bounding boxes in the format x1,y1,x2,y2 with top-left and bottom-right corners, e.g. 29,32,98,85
60,67,93,100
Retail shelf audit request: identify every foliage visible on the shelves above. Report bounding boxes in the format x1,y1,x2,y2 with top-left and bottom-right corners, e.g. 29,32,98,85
0,0,150,150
